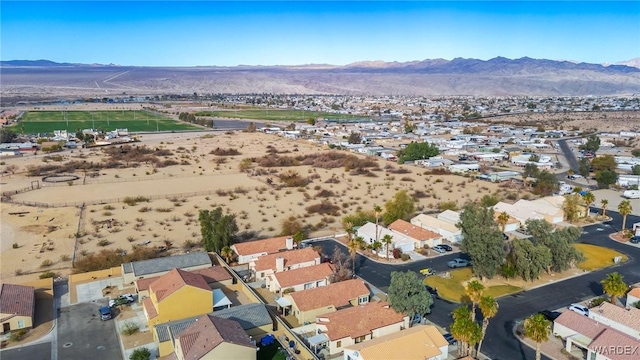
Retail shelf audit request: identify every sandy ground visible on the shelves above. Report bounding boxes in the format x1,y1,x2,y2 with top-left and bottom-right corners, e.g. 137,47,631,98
2,131,514,283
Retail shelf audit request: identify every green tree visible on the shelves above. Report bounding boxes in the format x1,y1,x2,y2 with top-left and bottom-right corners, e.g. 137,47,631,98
601,272,628,304
632,149,640,157
591,155,616,172
0,128,17,143
198,207,238,254
632,165,640,175
465,280,485,321
397,142,439,164
342,210,376,229
595,170,618,189
562,193,582,222
129,347,151,360
480,194,500,207
387,271,433,322
529,154,540,163
533,170,559,196
450,306,482,357
618,200,633,230
374,205,383,245
581,134,601,153
457,202,505,280
524,314,551,360
601,199,609,217
578,158,591,178
511,238,551,281
347,236,361,275
477,296,499,358
582,192,595,218
497,211,510,233
220,246,234,264
348,132,362,144
306,117,316,125
523,163,539,178
382,190,415,225
292,231,304,247
526,219,583,273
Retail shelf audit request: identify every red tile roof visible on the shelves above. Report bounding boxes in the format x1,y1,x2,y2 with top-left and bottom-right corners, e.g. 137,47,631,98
593,301,640,332
143,297,159,319
253,248,320,272
273,263,334,289
589,328,640,360
232,236,292,256
318,302,405,341
149,269,211,302
178,314,254,359
388,219,441,241
288,279,369,312
136,266,231,292
0,283,35,322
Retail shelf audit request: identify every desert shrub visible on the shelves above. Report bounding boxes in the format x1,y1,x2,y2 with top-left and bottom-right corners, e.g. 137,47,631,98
12,242,19,249
183,239,199,251
60,254,71,261
121,321,140,336
437,201,458,211
280,216,304,237
315,189,336,198
97,239,111,247
39,271,57,279
155,207,173,213
40,259,53,268
341,210,376,228
412,190,429,199
15,269,23,276
588,297,608,308
400,176,415,182
278,170,309,187
210,147,241,156
130,347,151,360
306,201,340,216
123,196,151,206
9,329,28,342
138,206,152,213
73,247,162,273
401,253,410,261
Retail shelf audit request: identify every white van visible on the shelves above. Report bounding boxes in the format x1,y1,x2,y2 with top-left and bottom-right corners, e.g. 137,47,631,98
623,190,640,199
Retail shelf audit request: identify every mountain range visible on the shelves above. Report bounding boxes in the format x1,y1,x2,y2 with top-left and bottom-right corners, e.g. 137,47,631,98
1,57,640,100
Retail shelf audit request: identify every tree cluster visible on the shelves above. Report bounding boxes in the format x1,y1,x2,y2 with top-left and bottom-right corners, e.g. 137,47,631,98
1,128,18,143
457,203,505,280
397,142,439,164
580,134,601,153
199,207,238,254
387,271,433,321
382,190,415,226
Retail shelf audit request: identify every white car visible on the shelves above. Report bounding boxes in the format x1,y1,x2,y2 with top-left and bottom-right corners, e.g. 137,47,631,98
623,190,640,199
568,303,589,316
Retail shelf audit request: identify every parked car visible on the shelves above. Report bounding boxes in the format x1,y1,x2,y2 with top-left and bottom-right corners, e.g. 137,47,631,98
420,268,436,277
539,310,562,322
99,306,112,320
623,190,640,199
109,293,135,307
447,258,470,268
432,245,446,254
630,236,640,244
568,303,589,316
438,244,453,252
425,285,439,298
442,333,457,346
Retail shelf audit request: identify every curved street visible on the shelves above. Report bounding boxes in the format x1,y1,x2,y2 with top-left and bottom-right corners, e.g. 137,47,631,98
313,211,640,360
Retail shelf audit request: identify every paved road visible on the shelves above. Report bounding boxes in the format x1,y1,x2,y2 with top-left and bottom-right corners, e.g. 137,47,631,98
557,139,580,172
57,302,121,360
314,211,640,360
0,341,52,360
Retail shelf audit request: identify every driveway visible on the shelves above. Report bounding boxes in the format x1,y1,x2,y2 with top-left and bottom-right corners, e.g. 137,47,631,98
57,302,121,360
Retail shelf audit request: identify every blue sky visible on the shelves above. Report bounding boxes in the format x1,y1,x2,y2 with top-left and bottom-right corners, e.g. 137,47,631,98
1,1,638,66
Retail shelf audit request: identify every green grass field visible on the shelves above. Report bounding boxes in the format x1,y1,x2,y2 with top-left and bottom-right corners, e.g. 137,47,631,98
194,109,363,122
13,111,199,134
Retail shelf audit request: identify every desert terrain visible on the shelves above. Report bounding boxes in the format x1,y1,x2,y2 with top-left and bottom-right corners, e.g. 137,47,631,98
0,130,517,283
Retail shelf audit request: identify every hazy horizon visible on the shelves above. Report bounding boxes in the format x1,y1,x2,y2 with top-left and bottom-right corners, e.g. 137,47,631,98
1,1,639,67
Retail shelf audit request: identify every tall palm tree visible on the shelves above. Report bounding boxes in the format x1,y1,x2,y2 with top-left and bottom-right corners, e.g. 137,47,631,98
451,306,482,357
618,200,633,230
497,211,510,233
601,199,609,217
344,221,354,242
374,205,382,245
382,234,393,260
601,272,628,304
523,313,551,360
465,280,485,321
477,295,498,358
220,246,234,264
582,192,595,218
347,236,361,276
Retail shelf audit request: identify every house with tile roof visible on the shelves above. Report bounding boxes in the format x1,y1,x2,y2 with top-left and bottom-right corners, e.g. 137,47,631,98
0,283,35,335
314,301,409,355
122,252,212,283
388,219,443,248
410,214,462,243
553,309,640,359
588,302,640,339
356,222,416,254
136,266,232,299
143,268,214,327
267,263,334,293
231,235,295,264
343,324,449,360
283,279,370,324
626,287,640,308
173,314,256,360
251,247,321,281
154,303,273,357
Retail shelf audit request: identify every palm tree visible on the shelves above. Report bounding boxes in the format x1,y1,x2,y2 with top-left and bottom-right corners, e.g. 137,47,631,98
618,200,633,230
465,280,485,321
374,205,382,245
220,246,234,264
582,192,595,218
477,295,498,358
601,272,628,304
497,211,510,233
347,237,361,276
382,234,393,260
523,313,551,360
601,199,609,217
451,306,482,357
344,221,354,242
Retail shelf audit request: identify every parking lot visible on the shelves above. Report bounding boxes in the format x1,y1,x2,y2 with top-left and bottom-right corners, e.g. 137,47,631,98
57,302,121,360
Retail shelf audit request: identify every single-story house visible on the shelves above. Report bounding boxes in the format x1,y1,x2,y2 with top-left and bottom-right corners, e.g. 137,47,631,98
387,219,443,248
122,251,212,283
343,325,449,360
283,279,370,324
251,248,321,281
314,302,409,355
587,302,640,339
515,198,565,224
231,235,295,264
356,222,416,254
627,288,640,308
0,283,35,334
267,263,334,293
173,315,256,360
410,214,462,243
493,202,545,226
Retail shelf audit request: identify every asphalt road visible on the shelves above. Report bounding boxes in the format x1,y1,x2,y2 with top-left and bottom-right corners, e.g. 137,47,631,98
57,302,121,360
0,341,52,360
313,211,640,360
557,139,580,172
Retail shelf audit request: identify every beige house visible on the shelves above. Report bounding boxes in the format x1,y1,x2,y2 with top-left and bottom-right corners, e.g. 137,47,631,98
343,325,449,360
251,248,321,281
314,302,409,355
173,314,256,360
136,266,232,300
283,279,370,324
515,197,565,224
267,263,334,293
231,235,294,264
0,283,35,334
388,219,443,248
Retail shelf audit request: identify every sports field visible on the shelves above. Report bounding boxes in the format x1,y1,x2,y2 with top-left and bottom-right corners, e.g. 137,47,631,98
14,111,200,134
194,109,361,122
